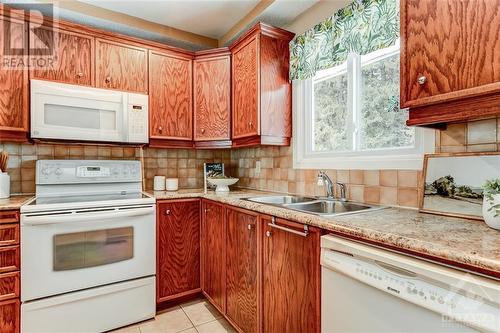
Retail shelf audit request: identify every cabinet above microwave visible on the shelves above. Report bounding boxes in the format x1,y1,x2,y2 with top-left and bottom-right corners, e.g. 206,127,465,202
30,80,149,144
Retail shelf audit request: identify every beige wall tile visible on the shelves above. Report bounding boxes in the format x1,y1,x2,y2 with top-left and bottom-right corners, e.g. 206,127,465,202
349,185,364,202
397,170,418,188
466,144,498,152
380,187,398,205
467,118,497,144
363,170,379,186
364,186,380,204
398,187,418,208
349,170,364,185
380,170,398,187
440,123,466,146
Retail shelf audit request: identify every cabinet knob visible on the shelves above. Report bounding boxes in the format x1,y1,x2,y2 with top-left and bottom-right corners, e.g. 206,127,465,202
247,224,253,230
76,72,84,78
204,208,210,213
417,75,427,85
105,76,112,84
249,121,253,127
266,231,272,237
158,126,163,133
201,129,205,134
165,209,171,215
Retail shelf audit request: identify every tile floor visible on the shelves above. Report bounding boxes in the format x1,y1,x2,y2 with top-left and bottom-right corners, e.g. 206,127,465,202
111,298,235,333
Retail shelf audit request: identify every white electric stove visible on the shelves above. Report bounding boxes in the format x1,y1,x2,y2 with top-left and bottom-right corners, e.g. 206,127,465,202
20,160,156,333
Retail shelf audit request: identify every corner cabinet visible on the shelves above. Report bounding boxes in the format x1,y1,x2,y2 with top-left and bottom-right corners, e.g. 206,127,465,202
401,0,500,127
261,216,321,333
0,15,28,142
149,49,194,148
156,200,200,304
230,23,294,147
193,48,232,148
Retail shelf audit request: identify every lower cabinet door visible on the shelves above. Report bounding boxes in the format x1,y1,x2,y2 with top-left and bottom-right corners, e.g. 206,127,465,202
225,207,259,333
262,216,321,333
157,199,200,303
0,298,19,333
201,200,226,313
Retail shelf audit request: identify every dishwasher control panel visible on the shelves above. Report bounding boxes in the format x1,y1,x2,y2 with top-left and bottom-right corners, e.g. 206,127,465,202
322,249,499,332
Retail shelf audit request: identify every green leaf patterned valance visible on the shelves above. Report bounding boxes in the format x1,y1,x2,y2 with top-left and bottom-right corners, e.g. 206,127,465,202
290,0,399,81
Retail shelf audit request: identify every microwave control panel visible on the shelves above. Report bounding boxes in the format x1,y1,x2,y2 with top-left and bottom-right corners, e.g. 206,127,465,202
127,93,148,143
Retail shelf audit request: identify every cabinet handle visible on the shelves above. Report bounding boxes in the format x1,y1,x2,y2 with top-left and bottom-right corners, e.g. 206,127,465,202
105,76,111,84
266,231,272,237
165,209,171,215
247,224,253,230
417,75,427,85
268,217,309,237
76,72,84,78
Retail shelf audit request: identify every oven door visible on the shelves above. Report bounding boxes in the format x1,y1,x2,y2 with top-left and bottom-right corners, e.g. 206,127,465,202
21,204,155,302
30,79,127,143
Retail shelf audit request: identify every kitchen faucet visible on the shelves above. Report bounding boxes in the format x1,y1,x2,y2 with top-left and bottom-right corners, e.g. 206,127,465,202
317,171,347,201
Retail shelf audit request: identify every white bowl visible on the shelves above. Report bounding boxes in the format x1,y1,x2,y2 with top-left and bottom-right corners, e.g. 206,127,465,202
207,178,239,192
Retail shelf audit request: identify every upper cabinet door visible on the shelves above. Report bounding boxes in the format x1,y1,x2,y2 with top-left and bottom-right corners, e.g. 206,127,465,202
149,50,193,141
232,35,259,139
0,16,28,140
30,26,94,86
96,38,147,93
401,0,500,108
194,53,231,141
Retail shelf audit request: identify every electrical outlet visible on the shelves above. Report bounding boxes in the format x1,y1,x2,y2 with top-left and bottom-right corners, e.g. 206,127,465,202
317,177,324,186
255,160,261,176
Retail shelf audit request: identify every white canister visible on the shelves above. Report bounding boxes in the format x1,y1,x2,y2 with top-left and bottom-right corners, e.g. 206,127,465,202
165,178,179,191
153,176,166,191
0,172,10,199
483,195,500,230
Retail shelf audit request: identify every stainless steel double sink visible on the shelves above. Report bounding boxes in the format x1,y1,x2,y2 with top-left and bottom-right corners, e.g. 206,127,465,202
243,195,385,217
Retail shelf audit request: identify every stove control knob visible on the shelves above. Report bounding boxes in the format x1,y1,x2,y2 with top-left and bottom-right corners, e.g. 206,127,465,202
41,167,51,176
55,168,62,176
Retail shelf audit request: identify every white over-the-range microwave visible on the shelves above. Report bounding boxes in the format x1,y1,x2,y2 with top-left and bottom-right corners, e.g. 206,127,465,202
30,79,149,144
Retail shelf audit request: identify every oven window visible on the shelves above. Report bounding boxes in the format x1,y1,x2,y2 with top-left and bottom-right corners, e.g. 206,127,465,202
53,227,133,271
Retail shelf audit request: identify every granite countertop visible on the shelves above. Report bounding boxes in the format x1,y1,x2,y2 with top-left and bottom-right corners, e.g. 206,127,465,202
0,195,34,211
150,189,500,278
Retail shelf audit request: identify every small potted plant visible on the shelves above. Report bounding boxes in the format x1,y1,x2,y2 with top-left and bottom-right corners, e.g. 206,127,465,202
482,179,500,230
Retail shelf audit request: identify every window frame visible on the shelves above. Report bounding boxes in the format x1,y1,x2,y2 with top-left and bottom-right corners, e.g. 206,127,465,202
293,43,434,170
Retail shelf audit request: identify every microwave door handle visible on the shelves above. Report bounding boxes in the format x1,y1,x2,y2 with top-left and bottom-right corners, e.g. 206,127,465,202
22,206,155,226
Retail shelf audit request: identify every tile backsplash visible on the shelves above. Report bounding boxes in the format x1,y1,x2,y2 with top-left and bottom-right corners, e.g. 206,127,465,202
1,117,498,208
0,142,231,194
232,117,500,209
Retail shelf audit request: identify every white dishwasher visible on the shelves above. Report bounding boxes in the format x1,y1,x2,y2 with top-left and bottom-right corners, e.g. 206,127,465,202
321,235,500,333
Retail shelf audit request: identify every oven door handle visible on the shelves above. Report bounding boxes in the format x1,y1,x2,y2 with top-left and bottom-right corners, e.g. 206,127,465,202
22,206,155,226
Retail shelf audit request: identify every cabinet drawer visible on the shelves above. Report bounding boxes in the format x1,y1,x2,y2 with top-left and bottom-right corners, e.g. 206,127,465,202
0,225,19,247
0,272,19,301
0,298,20,333
0,212,19,224
0,247,19,274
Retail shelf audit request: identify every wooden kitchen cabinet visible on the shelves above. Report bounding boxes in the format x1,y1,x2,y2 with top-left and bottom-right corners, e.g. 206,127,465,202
156,199,200,303
230,23,294,147
401,0,500,126
30,26,94,86
225,207,260,333
0,299,19,333
261,216,321,333
0,16,28,142
149,49,194,147
200,200,226,313
193,48,231,148
96,38,148,93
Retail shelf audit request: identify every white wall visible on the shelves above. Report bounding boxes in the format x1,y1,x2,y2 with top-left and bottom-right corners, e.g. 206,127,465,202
285,0,350,35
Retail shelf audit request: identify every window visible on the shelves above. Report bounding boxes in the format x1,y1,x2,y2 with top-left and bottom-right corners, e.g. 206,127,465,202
294,41,434,170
